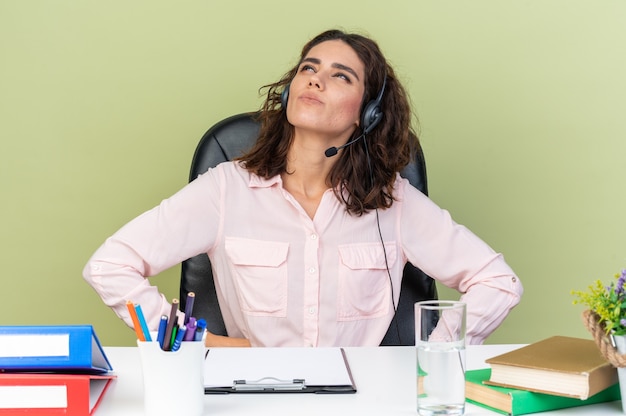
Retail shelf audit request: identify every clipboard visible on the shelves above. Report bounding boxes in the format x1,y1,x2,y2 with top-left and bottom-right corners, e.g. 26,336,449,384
203,347,356,394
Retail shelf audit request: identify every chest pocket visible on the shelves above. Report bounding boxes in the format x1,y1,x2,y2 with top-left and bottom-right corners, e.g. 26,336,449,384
225,237,289,317
337,242,397,321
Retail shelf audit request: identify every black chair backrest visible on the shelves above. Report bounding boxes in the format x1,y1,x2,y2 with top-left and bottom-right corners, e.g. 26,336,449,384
180,112,437,346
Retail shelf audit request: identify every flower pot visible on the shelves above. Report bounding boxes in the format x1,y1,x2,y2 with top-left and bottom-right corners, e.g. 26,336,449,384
611,334,626,413
582,311,626,412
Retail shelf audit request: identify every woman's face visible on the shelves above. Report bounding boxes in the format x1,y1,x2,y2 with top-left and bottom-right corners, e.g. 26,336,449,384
286,40,366,140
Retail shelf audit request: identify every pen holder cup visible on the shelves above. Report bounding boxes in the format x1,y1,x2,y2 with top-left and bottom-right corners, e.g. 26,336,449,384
137,340,205,416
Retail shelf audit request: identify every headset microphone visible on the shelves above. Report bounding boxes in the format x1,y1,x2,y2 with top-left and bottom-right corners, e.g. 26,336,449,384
323,109,382,157
324,133,365,157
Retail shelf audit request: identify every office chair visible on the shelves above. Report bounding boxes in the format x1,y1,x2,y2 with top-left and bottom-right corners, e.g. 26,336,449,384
179,112,438,346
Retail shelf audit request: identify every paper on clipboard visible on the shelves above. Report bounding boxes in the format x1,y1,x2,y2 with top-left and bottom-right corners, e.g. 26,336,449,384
203,347,356,393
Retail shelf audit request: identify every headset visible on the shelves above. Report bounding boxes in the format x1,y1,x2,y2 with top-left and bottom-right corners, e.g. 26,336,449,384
281,75,387,136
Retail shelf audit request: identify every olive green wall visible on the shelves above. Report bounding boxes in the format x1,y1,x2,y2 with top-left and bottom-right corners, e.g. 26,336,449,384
1,1,625,346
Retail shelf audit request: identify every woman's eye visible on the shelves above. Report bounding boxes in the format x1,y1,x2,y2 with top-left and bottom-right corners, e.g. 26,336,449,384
334,73,351,83
300,64,315,72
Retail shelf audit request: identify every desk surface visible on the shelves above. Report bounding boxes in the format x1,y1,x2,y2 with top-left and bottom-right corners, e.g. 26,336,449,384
97,345,623,415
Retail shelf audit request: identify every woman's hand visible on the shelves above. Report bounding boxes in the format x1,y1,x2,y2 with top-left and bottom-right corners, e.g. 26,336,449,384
204,330,251,347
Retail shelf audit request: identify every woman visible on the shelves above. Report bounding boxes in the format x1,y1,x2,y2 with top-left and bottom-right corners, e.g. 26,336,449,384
83,29,523,347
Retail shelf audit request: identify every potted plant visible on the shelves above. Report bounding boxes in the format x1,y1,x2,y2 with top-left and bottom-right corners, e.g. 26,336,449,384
572,269,626,412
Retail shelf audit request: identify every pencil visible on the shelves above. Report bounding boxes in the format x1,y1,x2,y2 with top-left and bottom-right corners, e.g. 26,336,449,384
134,303,152,342
183,292,195,325
162,298,179,351
126,300,146,342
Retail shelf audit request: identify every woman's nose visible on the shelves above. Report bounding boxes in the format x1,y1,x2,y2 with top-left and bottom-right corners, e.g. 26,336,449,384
308,74,323,89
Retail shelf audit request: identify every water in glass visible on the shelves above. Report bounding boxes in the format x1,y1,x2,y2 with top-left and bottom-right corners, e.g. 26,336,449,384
416,340,465,416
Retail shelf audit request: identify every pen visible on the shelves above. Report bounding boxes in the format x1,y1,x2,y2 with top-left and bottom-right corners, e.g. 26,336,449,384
134,303,152,342
156,315,168,349
162,299,179,351
183,292,195,325
194,318,207,342
171,325,186,352
126,300,146,342
169,325,178,350
183,317,197,342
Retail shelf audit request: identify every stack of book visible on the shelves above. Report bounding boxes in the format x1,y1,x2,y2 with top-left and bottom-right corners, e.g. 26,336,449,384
0,325,116,415
466,335,621,415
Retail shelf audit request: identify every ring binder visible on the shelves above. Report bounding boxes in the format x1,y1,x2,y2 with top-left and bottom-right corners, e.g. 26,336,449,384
233,377,306,392
0,325,112,373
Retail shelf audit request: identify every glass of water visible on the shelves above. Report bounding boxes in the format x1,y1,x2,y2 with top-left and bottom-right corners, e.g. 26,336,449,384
415,300,466,416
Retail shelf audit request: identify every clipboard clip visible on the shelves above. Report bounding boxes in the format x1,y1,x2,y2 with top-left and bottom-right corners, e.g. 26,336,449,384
233,377,306,391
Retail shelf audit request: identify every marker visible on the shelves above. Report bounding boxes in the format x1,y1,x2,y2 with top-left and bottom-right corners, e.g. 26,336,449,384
171,325,186,352
156,315,168,349
183,317,197,341
183,292,195,325
126,300,145,342
134,304,152,342
194,318,207,342
162,299,179,351
169,325,178,350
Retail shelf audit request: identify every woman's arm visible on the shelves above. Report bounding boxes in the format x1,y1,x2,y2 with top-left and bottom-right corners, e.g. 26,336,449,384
399,180,523,344
204,331,251,347
83,171,221,331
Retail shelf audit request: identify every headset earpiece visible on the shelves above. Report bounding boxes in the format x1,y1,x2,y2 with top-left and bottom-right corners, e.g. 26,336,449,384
281,84,290,109
360,76,387,134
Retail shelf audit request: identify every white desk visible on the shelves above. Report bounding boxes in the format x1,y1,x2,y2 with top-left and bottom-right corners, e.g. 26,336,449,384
97,345,623,415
